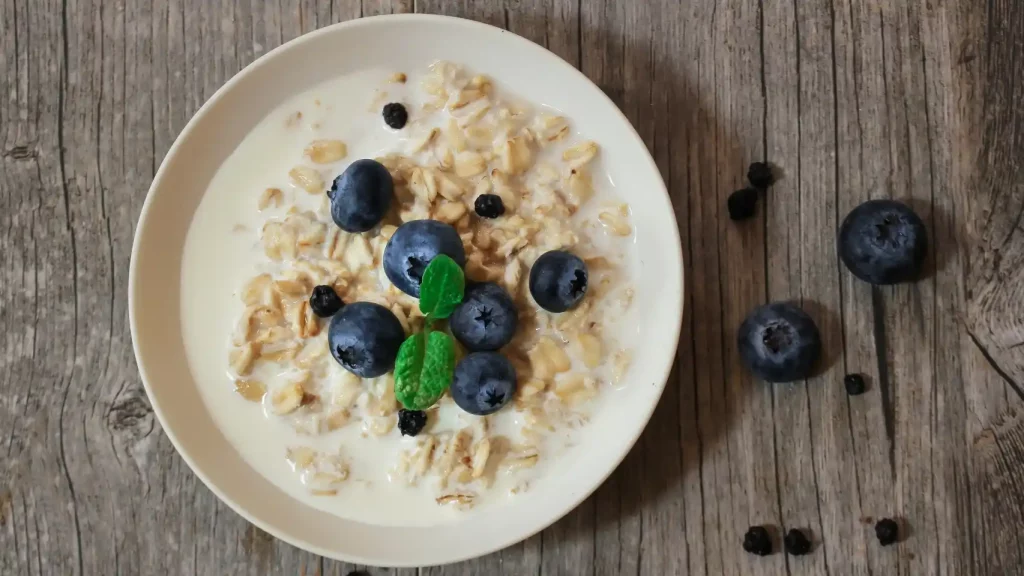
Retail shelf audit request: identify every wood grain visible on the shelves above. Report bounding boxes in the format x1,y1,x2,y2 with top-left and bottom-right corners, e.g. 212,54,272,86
2,0,1023,574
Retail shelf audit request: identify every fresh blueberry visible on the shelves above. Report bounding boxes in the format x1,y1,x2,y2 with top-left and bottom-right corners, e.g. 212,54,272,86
839,199,928,285
450,282,518,352
328,302,405,378
383,220,466,297
451,352,517,416
528,250,588,313
309,285,344,318
737,302,821,382
327,159,394,233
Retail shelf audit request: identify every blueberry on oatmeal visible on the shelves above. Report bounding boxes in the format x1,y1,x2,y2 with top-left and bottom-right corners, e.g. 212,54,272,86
450,282,518,351
383,219,466,297
328,302,405,378
474,194,505,219
309,285,344,318
451,352,517,416
738,302,821,382
327,159,394,233
397,409,428,437
382,102,408,129
528,250,588,313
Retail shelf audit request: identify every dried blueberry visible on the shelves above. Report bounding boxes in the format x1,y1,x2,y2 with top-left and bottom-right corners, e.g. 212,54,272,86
728,188,758,221
742,526,772,556
875,518,899,546
844,373,866,396
784,529,812,556
382,103,408,129
748,162,775,189
474,194,505,219
397,409,428,437
309,285,344,318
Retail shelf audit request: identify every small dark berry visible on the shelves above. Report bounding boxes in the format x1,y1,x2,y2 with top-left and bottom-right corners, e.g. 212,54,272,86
875,518,899,546
382,103,408,129
309,285,344,318
748,162,775,189
742,526,772,556
728,188,758,221
844,373,866,395
397,409,428,436
474,193,506,219
784,529,812,555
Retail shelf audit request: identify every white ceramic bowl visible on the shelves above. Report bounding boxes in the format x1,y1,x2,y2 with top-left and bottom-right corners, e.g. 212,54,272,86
130,14,683,567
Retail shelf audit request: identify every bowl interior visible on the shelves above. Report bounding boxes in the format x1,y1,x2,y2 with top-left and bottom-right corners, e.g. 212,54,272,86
130,15,682,567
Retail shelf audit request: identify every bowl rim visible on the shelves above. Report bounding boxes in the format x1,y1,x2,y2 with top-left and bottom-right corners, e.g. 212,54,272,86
129,12,684,566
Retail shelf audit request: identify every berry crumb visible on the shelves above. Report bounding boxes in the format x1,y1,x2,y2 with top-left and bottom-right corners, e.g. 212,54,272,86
382,102,408,129
844,373,866,395
728,188,758,221
875,518,899,546
784,529,812,556
309,285,344,318
397,409,428,436
748,161,775,189
742,525,772,556
474,193,506,219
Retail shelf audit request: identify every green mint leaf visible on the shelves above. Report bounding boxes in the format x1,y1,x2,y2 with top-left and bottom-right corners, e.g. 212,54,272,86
393,331,455,410
420,331,456,403
394,333,426,410
418,254,465,320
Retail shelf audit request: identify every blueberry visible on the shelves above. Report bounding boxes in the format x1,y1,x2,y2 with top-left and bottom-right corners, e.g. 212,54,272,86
328,302,405,378
309,285,344,318
742,526,772,556
474,194,505,219
383,220,466,297
451,352,517,416
844,373,866,396
738,302,821,382
327,159,394,233
728,188,758,221
397,409,427,437
382,103,408,129
528,250,588,313
874,518,899,546
747,162,775,189
784,529,812,556
450,282,518,351
839,199,928,285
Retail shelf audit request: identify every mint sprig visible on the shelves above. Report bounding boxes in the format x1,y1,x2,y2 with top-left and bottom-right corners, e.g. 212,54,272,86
418,254,464,320
394,255,464,410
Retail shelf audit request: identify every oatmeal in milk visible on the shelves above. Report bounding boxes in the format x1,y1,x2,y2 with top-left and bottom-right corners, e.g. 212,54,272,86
181,62,637,526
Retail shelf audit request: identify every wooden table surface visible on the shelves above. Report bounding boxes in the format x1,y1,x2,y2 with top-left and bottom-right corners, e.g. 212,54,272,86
3,0,1024,574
